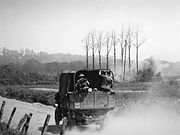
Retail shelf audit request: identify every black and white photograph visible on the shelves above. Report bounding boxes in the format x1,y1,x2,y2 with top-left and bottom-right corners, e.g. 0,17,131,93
0,0,180,135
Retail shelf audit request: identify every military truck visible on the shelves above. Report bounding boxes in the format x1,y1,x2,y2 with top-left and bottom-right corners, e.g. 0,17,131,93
54,69,115,135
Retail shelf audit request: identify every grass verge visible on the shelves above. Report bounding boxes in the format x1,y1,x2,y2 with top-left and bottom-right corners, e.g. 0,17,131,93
0,81,179,107
0,122,20,135
0,85,56,106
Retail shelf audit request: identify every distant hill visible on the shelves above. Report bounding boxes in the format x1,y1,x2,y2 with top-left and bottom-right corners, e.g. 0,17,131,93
161,61,180,77
0,52,85,64
0,47,180,77
34,53,85,63
0,48,115,66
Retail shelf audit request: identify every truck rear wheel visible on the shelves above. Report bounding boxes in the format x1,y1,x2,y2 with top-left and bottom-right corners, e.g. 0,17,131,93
99,120,105,130
55,108,61,125
60,117,68,135
67,118,76,130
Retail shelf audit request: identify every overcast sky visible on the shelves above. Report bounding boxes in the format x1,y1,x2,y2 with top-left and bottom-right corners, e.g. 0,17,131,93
0,0,179,62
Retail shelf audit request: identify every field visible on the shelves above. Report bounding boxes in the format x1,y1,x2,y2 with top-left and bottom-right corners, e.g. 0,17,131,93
0,122,21,135
0,83,152,107
0,85,58,106
0,80,180,135
0,80,180,107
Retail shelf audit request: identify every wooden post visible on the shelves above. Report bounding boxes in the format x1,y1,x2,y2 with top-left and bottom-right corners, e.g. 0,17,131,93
41,114,51,135
7,107,16,129
20,113,33,135
0,101,6,122
16,113,28,131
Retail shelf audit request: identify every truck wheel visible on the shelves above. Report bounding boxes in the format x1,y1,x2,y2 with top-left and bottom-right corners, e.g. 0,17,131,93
99,121,104,130
55,108,60,125
99,118,106,130
60,130,64,135
67,118,76,130
60,117,68,135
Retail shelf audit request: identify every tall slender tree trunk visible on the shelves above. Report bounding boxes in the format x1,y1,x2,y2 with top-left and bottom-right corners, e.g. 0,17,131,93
98,33,102,69
106,37,110,69
107,41,109,69
114,41,116,73
92,46,95,69
98,51,101,69
133,26,146,82
128,45,131,76
120,30,124,81
86,38,89,69
86,48,89,69
112,32,116,73
107,54,109,69
91,34,95,70
128,25,131,78
136,46,139,73
121,48,124,80
123,40,127,82
121,47,124,67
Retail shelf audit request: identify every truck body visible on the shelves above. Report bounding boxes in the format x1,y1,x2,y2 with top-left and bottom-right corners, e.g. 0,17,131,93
54,69,115,134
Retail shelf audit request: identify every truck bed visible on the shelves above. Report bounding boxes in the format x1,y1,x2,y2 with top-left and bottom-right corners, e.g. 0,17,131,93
69,91,115,110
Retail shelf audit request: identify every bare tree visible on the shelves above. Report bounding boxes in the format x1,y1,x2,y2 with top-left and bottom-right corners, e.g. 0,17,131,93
106,33,112,69
96,32,104,69
123,39,128,82
118,28,124,68
84,33,91,69
127,25,134,77
133,27,146,74
111,31,117,73
90,32,96,70
118,28,124,81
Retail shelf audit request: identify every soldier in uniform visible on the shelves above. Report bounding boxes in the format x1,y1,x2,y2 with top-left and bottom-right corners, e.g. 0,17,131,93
75,73,92,93
100,72,115,94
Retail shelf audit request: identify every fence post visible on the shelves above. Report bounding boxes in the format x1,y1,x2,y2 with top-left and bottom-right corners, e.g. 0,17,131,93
41,114,51,135
7,107,16,129
20,113,33,135
16,113,28,131
0,101,6,122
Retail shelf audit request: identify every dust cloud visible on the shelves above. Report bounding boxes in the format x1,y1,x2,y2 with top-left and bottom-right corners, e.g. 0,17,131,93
66,100,180,135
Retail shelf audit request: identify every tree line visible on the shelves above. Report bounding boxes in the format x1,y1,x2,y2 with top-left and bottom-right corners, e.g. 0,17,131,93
0,47,86,65
83,25,146,82
0,59,85,85
0,47,48,58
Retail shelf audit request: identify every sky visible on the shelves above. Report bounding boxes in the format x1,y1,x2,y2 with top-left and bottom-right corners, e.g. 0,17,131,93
0,0,180,62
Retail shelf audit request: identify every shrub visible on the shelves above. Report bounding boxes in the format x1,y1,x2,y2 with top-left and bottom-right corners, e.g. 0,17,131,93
0,85,56,106
135,57,162,82
0,122,21,135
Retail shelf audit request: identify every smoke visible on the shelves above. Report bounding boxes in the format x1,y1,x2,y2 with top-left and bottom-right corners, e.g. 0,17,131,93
139,56,169,75
65,99,180,135
65,57,180,135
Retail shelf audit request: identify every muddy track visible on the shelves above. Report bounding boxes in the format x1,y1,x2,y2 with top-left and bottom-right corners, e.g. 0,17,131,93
0,96,61,135
1,96,180,135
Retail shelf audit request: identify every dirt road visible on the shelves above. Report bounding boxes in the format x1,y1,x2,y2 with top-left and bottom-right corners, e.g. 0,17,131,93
0,96,101,135
1,95,180,135
0,96,60,135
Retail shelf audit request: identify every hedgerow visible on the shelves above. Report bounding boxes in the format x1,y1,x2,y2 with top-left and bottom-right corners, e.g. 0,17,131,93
0,85,56,106
0,122,21,135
